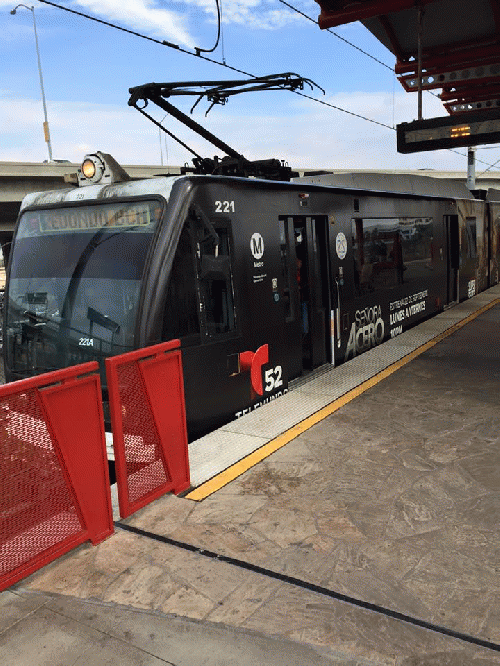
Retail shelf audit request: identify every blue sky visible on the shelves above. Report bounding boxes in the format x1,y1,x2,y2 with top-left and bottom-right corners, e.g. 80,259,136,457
2,0,500,173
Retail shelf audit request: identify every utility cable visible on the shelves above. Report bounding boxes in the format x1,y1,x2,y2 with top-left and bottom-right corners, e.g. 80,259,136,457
478,155,500,175
276,0,440,100
277,0,393,71
34,0,395,131
32,0,500,168
276,0,498,153
35,0,251,76
275,0,448,119
194,0,221,54
219,0,226,63
448,147,500,170
292,89,394,129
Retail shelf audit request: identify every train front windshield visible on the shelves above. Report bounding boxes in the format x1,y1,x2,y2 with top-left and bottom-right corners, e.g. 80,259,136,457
5,199,163,376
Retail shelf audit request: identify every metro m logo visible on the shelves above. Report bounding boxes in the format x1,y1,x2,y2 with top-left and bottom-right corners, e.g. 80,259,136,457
250,233,264,260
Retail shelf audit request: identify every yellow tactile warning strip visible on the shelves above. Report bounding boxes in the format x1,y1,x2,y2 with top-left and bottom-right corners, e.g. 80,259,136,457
186,299,500,501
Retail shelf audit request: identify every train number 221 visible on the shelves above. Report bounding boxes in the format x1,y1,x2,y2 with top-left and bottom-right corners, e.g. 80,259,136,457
215,200,235,213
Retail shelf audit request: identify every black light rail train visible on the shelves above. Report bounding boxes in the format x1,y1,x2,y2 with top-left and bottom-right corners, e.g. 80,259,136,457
4,153,500,440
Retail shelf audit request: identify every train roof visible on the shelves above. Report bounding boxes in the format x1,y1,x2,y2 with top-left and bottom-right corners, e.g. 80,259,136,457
293,172,473,200
19,176,183,211
19,170,478,213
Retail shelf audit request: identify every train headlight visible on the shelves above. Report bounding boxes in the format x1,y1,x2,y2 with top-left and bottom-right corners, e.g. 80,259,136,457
79,154,105,184
77,151,130,187
81,158,97,179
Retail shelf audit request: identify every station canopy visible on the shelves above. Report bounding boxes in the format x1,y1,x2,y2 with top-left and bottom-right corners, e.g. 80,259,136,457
315,0,500,117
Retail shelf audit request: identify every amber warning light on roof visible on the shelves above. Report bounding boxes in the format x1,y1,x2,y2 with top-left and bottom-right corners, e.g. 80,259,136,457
397,109,500,153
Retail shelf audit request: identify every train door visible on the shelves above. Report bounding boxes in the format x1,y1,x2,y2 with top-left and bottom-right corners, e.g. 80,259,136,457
279,216,302,380
162,214,247,438
292,216,331,369
445,214,459,304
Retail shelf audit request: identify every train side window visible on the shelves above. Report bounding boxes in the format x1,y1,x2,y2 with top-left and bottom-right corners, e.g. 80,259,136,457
162,223,200,343
353,217,434,294
352,218,399,295
465,217,477,258
399,217,433,283
197,224,237,338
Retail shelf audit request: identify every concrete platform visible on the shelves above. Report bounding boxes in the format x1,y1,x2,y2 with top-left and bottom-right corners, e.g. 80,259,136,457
188,284,500,491
2,286,500,665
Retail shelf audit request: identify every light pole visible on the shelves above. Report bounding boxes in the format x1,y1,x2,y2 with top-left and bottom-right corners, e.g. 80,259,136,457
159,114,168,167
11,4,53,162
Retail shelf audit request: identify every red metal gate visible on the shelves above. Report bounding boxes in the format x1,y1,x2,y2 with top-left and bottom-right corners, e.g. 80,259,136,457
106,340,190,518
0,362,113,592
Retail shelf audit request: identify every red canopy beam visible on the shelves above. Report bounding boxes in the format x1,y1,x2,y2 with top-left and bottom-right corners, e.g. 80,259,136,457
316,0,435,29
440,84,500,101
399,63,500,92
445,100,500,114
396,42,500,74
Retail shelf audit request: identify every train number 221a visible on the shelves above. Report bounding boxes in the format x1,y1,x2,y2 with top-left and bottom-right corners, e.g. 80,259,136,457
264,365,283,392
215,200,235,213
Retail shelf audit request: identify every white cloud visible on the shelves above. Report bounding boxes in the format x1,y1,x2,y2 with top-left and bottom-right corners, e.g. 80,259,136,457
2,90,499,174
184,0,303,29
1,0,307,46
73,0,196,47
0,0,196,47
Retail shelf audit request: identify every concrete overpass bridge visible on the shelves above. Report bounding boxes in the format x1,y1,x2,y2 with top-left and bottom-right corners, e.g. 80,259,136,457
0,161,181,259
2,159,500,260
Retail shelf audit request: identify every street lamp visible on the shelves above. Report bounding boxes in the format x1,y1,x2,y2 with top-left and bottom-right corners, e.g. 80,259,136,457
159,114,168,167
10,4,53,162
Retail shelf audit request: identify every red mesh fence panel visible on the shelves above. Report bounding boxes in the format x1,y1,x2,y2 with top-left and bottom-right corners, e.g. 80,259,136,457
0,363,113,592
116,360,169,504
106,340,190,518
0,388,82,574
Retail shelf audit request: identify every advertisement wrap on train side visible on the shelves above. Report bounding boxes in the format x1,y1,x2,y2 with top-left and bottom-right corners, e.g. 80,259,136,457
4,152,500,441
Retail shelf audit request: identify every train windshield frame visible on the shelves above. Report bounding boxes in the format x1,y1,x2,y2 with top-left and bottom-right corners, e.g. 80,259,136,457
5,197,164,375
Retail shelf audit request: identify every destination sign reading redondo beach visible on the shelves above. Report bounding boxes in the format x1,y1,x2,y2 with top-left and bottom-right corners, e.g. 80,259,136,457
25,201,161,234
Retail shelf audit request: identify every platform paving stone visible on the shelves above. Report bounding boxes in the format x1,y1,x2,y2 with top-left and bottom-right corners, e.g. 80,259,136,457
1,590,356,666
8,303,500,664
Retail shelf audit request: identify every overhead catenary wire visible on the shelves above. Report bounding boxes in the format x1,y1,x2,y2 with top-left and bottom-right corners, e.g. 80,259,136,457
276,0,500,169
277,0,393,71
194,0,221,54
478,155,500,176
34,0,395,130
35,0,250,75
292,89,393,129
31,0,500,169
276,0,444,107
